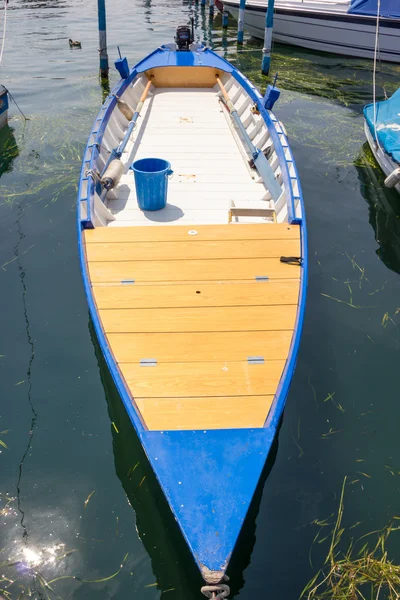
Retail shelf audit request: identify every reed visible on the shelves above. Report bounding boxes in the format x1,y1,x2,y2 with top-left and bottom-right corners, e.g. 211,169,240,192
302,478,400,600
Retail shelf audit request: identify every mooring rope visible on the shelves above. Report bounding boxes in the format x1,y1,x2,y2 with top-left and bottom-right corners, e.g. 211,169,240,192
6,87,29,120
201,575,230,599
0,0,8,67
201,584,230,599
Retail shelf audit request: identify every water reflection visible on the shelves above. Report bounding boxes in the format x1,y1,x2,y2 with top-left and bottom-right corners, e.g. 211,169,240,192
356,143,400,275
0,125,19,178
94,321,279,598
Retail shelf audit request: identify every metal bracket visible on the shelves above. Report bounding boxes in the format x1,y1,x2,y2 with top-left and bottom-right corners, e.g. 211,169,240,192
247,356,264,364
140,359,157,367
255,276,269,282
121,279,135,284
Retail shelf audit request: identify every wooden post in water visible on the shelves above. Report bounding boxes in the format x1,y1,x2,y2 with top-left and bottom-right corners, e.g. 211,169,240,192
261,0,275,74
237,0,246,44
98,0,109,78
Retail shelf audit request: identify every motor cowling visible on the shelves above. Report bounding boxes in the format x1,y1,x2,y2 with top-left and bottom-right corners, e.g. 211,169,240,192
175,26,192,51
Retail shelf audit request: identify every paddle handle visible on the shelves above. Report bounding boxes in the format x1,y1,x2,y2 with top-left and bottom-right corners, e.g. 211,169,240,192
215,75,235,113
101,75,155,175
216,74,256,156
136,75,154,113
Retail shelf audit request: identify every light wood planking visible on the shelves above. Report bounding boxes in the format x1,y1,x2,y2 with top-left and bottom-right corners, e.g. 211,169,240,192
145,67,224,87
119,360,285,398
88,257,300,283
84,223,301,430
93,280,299,309
85,239,300,262
101,305,297,333
106,331,293,362
84,223,300,243
135,396,274,430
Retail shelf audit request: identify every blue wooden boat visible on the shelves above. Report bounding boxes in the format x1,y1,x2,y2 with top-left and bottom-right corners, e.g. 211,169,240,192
364,88,400,194
77,28,307,597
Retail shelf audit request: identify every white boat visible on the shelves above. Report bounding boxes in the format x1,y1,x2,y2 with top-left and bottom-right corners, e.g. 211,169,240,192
364,89,400,194
221,0,400,62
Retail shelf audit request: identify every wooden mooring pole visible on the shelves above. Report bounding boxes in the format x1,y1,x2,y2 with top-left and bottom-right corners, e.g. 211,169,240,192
98,0,109,78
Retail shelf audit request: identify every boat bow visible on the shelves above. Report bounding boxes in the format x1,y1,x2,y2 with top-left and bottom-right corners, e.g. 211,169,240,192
140,428,275,583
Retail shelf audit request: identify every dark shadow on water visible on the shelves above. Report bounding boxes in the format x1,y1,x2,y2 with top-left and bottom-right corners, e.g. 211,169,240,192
355,143,400,275
90,319,280,598
0,124,19,178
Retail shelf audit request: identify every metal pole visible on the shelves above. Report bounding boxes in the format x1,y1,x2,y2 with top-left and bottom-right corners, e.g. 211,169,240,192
237,0,246,44
261,0,274,74
98,0,109,78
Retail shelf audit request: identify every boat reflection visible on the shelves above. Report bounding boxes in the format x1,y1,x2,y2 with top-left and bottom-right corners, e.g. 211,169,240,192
0,124,19,178
93,322,279,598
356,143,400,275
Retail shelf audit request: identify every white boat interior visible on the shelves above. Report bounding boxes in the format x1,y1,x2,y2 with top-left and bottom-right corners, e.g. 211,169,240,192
84,68,302,228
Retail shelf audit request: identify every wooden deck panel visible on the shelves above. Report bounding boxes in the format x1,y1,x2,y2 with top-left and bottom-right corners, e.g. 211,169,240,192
87,257,300,284
92,281,299,309
135,396,274,430
105,331,293,362
119,361,285,398
100,305,297,333
84,223,299,243
83,224,301,430
85,239,300,262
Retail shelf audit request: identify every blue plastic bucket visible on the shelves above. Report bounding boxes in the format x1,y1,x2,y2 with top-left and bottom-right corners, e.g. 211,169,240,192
131,157,173,211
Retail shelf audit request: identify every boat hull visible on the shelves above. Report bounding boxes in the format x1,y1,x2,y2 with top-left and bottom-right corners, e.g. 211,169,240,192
77,45,307,588
364,121,400,194
224,1,400,62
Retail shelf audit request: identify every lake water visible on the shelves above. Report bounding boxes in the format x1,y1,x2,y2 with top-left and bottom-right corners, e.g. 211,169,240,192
1,1,400,598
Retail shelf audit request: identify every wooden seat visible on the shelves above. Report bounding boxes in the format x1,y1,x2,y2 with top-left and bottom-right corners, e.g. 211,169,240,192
228,200,276,223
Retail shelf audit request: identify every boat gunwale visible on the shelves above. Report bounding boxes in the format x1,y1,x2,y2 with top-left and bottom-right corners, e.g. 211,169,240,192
77,46,307,436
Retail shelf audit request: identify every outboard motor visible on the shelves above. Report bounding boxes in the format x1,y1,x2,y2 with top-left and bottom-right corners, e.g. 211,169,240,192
175,25,193,51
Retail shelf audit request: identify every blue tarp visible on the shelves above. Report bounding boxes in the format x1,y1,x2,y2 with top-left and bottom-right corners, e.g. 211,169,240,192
348,0,400,18
364,88,400,164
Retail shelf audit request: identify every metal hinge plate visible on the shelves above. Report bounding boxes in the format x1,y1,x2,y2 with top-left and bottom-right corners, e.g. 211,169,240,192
247,356,265,364
140,358,157,367
255,276,269,282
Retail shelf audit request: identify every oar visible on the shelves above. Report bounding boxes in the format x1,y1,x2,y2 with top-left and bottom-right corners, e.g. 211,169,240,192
100,75,154,177
215,75,281,201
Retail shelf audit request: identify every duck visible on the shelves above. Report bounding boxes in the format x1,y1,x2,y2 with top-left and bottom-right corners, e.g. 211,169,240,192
69,39,82,48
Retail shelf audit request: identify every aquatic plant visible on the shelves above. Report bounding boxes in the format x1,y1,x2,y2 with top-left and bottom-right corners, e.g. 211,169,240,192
302,478,400,600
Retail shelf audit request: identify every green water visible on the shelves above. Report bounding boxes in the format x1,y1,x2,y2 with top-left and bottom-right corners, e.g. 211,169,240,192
1,1,400,598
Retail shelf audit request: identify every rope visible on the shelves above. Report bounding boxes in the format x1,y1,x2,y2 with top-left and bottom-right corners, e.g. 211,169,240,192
6,88,29,120
0,0,7,67
201,575,230,599
201,584,230,599
372,0,383,155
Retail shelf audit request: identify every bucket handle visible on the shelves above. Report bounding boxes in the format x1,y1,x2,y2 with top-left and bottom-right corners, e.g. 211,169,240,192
167,168,174,180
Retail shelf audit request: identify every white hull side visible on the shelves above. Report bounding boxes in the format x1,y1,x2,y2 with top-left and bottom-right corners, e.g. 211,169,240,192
224,2,400,62
365,121,400,195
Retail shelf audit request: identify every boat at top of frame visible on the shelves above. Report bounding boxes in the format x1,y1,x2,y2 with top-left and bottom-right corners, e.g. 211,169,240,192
77,28,307,596
220,0,400,63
